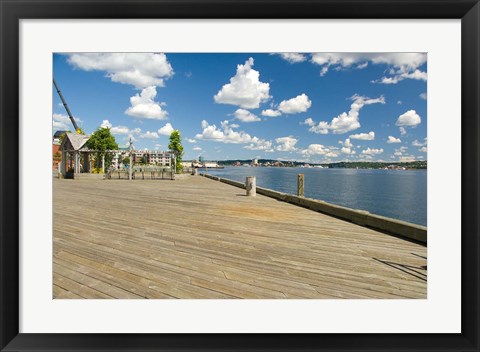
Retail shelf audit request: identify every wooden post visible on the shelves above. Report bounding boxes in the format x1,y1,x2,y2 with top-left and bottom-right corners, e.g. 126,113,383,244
101,154,105,173
297,174,304,197
129,153,133,180
246,176,256,196
61,151,66,178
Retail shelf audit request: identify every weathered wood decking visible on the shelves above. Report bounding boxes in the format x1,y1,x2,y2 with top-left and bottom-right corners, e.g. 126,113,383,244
53,175,427,299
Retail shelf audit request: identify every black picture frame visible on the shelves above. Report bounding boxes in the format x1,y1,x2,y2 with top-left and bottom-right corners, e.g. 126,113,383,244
1,0,479,351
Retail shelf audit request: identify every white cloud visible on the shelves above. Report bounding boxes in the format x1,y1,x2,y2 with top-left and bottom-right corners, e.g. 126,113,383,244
397,101,402,105
276,53,307,63
233,109,261,122
396,110,422,127
341,139,355,154
193,146,202,151
275,136,298,152
196,120,272,151
343,138,353,148
306,95,385,135
349,131,375,140
125,86,168,120
67,53,174,89
341,146,356,155
158,123,174,136
110,126,141,135
412,138,427,147
278,93,312,114
140,131,159,139
387,136,402,143
244,138,274,152
419,146,428,153
375,69,427,84
399,127,407,136
52,113,70,130
100,119,112,129
261,109,282,117
362,147,384,155
186,138,197,143
214,57,271,109
301,144,338,157
310,53,427,84
419,92,427,100
52,113,83,131
394,146,409,156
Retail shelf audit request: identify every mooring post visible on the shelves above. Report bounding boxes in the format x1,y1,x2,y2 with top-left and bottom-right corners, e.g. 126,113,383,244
246,176,256,196
298,174,305,197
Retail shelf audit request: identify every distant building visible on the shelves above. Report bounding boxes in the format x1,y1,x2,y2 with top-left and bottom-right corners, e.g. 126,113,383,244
252,158,258,166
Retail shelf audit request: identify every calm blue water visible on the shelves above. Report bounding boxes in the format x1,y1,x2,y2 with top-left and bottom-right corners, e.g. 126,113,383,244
208,167,427,226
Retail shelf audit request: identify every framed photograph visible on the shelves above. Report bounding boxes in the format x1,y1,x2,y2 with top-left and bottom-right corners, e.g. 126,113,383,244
1,0,478,351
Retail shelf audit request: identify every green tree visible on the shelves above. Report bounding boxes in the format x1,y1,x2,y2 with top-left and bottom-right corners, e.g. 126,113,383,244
168,130,184,173
86,127,118,171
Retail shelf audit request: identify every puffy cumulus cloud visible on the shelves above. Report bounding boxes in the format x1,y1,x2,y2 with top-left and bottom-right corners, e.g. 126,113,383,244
52,113,83,131
140,131,159,139
412,138,428,152
412,138,427,147
399,127,407,136
278,93,312,114
362,147,384,155
341,147,355,155
275,136,298,152
305,95,384,135
419,92,427,100
396,110,421,127
195,120,272,151
214,57,271,109
261,109,282,117
100,119,112,129
52,113,70,130
193,146,202,151
233,109,261,122
311,53,427,84
110,126,141,135
157,122,174,136
125,86,168,120
276,53,307,63
67,53,174,89
340,139,355,154
393,146,409,156
301,144,338,157
375,69,427,84
244,138,273,152
349,131,375,140
387,136,402,143
186,138,197,143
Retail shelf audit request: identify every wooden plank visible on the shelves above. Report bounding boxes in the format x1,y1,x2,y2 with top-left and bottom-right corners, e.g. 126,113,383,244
53,176,427,299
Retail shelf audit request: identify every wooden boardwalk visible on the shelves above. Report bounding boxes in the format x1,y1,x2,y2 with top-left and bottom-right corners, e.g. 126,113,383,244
53,175,427,299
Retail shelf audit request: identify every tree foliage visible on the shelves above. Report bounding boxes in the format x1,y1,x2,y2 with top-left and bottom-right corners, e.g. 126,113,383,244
86,127,118,170
168,130,184,173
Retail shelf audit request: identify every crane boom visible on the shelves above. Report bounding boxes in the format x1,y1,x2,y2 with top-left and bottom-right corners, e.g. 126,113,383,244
53,79,80,132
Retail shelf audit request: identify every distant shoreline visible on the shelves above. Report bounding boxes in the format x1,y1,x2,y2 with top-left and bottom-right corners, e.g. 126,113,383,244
204,160,427,170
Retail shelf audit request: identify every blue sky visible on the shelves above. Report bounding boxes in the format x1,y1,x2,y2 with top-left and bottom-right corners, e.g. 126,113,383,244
52,53,427,163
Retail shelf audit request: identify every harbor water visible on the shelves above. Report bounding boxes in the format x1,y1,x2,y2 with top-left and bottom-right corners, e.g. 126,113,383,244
208,166,427,226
